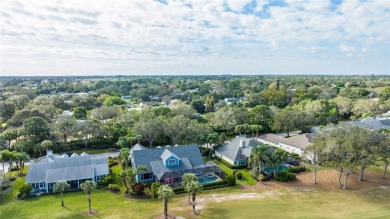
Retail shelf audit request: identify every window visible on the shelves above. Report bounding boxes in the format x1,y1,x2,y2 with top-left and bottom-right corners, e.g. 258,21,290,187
235,160,246,165
168,159,176,165
140,173,153,180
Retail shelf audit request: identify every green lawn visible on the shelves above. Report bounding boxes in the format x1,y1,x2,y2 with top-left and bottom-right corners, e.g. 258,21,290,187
210,159,256,186
71,148,118,155
2,164,390,218
2,182,390,219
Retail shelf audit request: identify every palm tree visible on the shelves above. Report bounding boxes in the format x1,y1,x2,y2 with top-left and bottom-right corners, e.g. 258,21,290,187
248,145,269,171
7,151,15,177
80,181,97,213
242,123,251,136
0,150,11,173
157,185,175,219
250,125,263,139
17,152,29,175
267,149,288,175
182,173,197,204
53,181,71,207
118,165,147,193
187,181,203,213
234,125,244,136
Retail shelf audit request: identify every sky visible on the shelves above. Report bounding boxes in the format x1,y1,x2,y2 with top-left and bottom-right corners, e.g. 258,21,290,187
0,0,389,76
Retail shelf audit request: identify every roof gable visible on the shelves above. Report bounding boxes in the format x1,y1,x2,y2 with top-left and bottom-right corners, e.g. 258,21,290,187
132,144,203,173
161,149,180,161
215,136,262,161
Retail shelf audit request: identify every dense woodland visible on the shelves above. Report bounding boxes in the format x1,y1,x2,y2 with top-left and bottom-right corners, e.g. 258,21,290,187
0,75,389,158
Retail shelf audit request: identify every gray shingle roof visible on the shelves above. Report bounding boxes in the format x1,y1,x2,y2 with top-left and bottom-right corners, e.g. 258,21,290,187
131,143,147,151
26,155,108,183
131,144,204,174
347,117,390,130
160,149,179,161
150,157,193,180
215,136,262,161
259,133,312,150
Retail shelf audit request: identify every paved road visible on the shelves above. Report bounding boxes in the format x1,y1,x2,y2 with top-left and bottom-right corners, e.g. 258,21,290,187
1,151,119,173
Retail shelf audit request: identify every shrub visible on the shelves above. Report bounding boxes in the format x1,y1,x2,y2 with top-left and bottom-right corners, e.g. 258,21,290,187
16,193,23,199
226,174,236,186
235,171,243,180
151,182,161,198
203,179,227,188
108,157,119,167
10,166,20,171
290,152,300,159
232,170,238,176
144,188,153,198
101,175,114,185
260,171,274,181
274,171,297,182
19,184,32,196
133,183,145,195
108,184,120,192
250,168,260,181
172,186,186,194
287,166,306,173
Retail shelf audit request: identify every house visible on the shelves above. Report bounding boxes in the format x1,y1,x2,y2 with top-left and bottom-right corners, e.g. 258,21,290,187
257,133,313,157
122,95,131,100
347,117,390,130
25,150,109,194
126,103,135,108
61,110,73,117
214,136,263,166
130,144,224,184
149,95,160,101
224,98,239,103
140,101,157,107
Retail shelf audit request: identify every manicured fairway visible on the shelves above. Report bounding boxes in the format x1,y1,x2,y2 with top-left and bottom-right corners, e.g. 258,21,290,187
2,184,390,219
2,164,389,219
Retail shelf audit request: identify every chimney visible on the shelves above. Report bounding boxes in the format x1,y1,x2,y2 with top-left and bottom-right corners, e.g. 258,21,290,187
47,150,53,156
240,140,244,148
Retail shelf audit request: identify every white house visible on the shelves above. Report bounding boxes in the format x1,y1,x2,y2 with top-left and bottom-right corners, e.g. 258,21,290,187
257,133,313,157
224,98,238,104
140,101,157,107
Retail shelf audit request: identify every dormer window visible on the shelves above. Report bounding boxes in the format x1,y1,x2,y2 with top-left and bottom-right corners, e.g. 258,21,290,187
161,149,180,167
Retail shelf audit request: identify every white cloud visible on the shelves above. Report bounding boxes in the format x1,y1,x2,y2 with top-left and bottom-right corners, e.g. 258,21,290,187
0,0,389,75
225,0,253,12
339,43,355,53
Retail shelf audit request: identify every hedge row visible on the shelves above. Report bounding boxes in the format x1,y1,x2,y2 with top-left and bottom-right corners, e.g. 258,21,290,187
172,179,228,194
53,140,117,152
274,171,297,182
287,166,306,173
